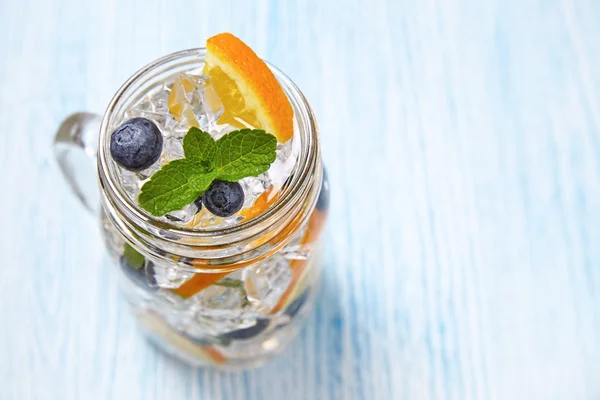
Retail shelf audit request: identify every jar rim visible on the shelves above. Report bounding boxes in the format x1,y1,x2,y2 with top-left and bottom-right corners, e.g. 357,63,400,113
98,48,319,241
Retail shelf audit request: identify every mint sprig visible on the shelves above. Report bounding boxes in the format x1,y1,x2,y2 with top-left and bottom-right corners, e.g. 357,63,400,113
123,243,145,269
139,127,277,216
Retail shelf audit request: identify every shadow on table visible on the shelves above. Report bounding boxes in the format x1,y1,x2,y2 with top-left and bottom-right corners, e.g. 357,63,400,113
152,260,347,399
244,267,346,399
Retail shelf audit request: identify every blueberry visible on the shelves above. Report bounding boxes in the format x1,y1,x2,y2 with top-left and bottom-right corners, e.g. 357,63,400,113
119,256,157,290
202,180,244,217
165,214,182,222
222,318,270,340
119,243,157,290
315,167,330,211
144,262,157,287
193,196,203,213
110,117,163,171
285,289,310,318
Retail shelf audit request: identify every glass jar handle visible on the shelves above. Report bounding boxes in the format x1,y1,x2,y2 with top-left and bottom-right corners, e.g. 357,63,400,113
54,112,102,215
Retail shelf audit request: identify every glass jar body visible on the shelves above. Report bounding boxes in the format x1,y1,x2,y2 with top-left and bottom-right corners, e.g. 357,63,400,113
101,168,328,369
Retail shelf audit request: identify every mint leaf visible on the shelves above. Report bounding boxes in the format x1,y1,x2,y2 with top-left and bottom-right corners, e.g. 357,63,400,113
139,159,216,216
123,243,145,269
189,161,218,190
183,127,216,161
215,129,277,182
137,128,278,216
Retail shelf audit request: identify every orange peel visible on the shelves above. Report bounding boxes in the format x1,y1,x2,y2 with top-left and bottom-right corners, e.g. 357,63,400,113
204,32,293,142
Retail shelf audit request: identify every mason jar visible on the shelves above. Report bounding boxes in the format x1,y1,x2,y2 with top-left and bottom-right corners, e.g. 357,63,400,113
54,49,329,370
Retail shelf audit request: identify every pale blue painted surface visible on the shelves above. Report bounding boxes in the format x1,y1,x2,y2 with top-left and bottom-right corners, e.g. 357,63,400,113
0,0,599,399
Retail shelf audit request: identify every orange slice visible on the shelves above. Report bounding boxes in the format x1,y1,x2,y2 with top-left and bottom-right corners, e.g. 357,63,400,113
203,32,293,143
173,271,229,298
272,208,328,313
239,187,281,220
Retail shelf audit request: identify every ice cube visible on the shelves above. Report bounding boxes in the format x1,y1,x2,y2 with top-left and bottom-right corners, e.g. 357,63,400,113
239,177,268,208
164,202,199,224
266,140,296,185
170,73,224,132
179,278,253,335
276,139,294,160
198,281,247,310
188,208,243,230
211,123,237,140
152,262,194,288
125,86,178,132
242,254,293,312
280,226,311,261
156,289,192,311
187,75,224,130
119,169,141,199
149,85,171,114
136,162,161,180
190,314,256,337
162,134,185,162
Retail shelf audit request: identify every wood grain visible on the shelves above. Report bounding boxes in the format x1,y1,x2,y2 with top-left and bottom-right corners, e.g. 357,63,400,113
0,0,598,398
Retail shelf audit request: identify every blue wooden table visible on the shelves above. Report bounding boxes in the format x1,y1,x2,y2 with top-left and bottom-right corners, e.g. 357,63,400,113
1,0,599,399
